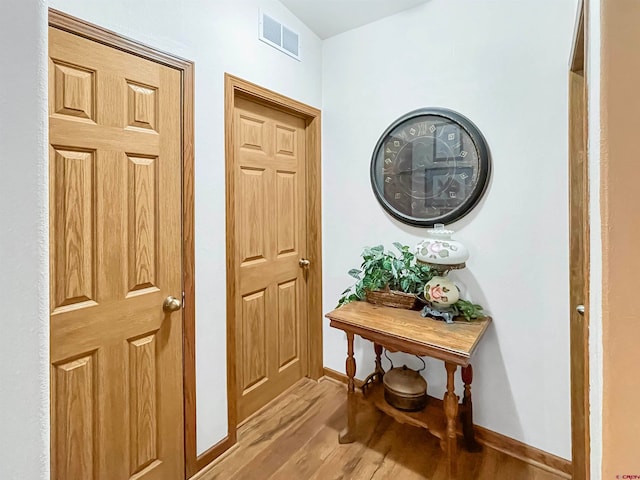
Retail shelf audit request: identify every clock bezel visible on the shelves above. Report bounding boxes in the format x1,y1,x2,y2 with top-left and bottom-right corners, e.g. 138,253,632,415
370,107,491,227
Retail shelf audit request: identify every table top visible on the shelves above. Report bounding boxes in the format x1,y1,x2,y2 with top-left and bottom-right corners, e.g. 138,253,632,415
325,301,492,366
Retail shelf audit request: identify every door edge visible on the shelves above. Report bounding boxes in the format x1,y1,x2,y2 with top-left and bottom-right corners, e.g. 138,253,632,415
568,0,591,478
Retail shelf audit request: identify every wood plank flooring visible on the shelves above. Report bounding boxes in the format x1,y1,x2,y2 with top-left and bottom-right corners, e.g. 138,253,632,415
199,378,566,480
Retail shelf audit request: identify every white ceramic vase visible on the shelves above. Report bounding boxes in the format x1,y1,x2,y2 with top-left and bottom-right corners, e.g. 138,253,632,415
415,224,469,267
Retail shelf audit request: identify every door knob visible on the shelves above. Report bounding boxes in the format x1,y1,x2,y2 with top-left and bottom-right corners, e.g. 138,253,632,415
576,304,585,315
163,296,182,312
299,258,311,268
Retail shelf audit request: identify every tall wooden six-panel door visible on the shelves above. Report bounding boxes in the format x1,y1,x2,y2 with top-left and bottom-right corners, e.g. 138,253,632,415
49,28,184,479
233,96,309,423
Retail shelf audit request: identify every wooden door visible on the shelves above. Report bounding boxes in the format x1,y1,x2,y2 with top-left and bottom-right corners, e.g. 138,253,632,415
569,69,590,479
569,3,590,478
232,95,309,423
49,27,184,480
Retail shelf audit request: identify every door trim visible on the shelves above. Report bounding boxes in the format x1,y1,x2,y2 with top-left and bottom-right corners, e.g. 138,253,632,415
48,9,199,478
224,73,323,449
568,0,590,478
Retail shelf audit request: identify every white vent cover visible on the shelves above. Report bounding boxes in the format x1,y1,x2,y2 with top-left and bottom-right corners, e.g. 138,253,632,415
259,11,301,61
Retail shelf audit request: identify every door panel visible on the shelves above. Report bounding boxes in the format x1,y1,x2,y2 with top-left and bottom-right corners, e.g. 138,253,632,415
234,96,308,422
50,147,96,311
53,353,97,480
278,280,299,368
49,27,184,480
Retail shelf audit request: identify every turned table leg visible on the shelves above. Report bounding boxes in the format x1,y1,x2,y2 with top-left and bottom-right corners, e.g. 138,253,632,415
374,343,384,377
461,364,481,452
339,332,357,444
444,362,459,479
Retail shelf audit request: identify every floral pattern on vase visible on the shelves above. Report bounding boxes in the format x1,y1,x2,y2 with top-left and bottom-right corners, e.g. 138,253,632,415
424,276,459,307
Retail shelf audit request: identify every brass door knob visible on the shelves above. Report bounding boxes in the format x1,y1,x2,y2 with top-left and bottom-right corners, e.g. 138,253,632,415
299,258,311,268
163,296,182,312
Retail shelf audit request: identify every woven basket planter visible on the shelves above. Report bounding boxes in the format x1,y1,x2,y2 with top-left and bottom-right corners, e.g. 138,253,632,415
365,288,420,310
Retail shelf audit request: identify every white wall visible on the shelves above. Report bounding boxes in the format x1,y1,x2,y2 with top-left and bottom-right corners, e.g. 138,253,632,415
0,1,50,479
2,0,581,468
322,0,577,459
48,0,323,454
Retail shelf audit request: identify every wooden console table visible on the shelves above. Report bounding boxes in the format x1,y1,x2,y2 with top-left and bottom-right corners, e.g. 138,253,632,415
325,301,492,480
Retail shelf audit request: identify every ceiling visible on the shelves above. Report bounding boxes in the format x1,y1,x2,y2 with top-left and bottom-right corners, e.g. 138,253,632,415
279,0,430,40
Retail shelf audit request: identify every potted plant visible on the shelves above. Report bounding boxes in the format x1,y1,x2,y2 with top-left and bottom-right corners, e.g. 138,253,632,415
337,243,434,309
338,242,485,321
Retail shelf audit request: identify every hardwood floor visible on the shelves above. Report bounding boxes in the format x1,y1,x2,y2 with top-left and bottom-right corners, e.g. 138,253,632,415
199,378,566,480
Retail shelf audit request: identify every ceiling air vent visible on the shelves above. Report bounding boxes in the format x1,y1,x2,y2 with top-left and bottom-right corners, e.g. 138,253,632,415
259,11,301,61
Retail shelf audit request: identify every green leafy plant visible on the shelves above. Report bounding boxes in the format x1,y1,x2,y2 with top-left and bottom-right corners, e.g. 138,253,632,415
337,242,486,321
451,299,485,321
337,243,434,307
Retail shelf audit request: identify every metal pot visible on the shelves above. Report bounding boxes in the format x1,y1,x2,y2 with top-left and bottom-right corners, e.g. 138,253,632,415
383,352,427,412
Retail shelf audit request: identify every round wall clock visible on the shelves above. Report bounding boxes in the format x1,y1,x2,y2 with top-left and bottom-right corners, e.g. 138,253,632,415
370,108,491,227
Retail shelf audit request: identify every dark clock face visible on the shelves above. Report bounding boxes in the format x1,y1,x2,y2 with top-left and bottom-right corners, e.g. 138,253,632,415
370,108,491,227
